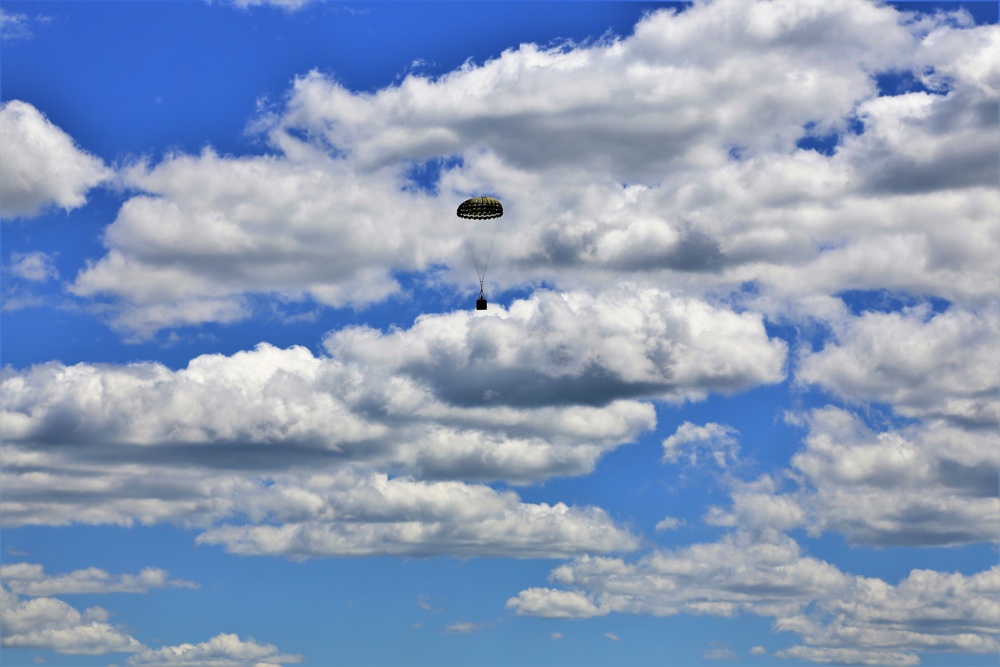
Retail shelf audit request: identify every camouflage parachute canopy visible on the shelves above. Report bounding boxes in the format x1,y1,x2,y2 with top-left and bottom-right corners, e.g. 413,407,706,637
457,196,503,220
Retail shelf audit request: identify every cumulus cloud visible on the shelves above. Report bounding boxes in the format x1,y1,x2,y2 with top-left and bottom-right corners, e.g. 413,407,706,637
265,0,998,312
195,471,640,559
126,633,302,667
274,0,912,174
691,400,997,549
64,1,998,333
0,563,198,596
654,516,684,532
508,532,848,619
70,149,445,335
773,566,1000,665
704,475,805,538
2,322,654,556
506,342,998,646
797,306,1000,428
662,422,739,468
3,3,996,657
1,284,785,546
0,304,671,481
505,588,604,619
0,586,143,654
789,407,999,547
0,446,639,557
0,573,295,664
0,101,110,219
508,533,1000,666
324,286,786,409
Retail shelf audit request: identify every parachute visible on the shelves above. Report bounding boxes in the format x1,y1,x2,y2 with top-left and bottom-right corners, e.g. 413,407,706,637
457,196,503,310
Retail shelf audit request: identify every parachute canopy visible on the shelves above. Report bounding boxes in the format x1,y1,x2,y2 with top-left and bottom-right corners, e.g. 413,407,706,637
457,196,503,220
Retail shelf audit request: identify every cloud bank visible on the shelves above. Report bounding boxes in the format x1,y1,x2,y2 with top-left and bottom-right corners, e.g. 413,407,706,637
55,0,998,334
3,2,997,665
508,533,1000,666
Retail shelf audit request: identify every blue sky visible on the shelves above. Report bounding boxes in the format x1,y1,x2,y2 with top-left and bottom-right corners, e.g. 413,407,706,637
1,1,997,666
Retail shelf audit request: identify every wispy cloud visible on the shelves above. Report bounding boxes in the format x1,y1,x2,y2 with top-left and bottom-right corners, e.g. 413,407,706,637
7,251,59,283
703,642,737,660
445,621,485,634
0,9,33,41
0,563,198,596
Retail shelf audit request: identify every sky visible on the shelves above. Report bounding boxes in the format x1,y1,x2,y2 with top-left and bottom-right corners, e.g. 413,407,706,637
0,1,998,666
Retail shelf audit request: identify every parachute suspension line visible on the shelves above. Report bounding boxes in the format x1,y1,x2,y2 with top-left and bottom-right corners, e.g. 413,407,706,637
475,221,498,285
462,227,494,286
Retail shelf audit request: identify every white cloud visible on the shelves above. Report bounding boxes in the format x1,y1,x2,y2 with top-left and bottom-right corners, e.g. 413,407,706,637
0,446,640,557
70,148,444,334
789,407,999,547
0,9,33,41
705,475,804,537
0,101,110,219
604,632,619,641
750,645,766,656
0,281,789,556
0,327,648,557
797,306,1000,428
0,563,198,596
774,566,1000,665
126,633,302,667
66,2,998,333
508,533,1000,665
695,399,997,548
445,622,482,634
323,286,786,408
662,422,739,468
654,516,684,532
1,283,785,546
508,532,848,619
703,643,737,660
918,14,1000,97
775,646,920,666
7,251,58,282
274,0,912,174
0,326,659,484
506,588,605,619
231,0,313,10
0,586,143,655
1,573,297,664
416,595,441,613
195,471,640,559
272,1,997,309
3,250,61,312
